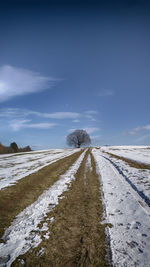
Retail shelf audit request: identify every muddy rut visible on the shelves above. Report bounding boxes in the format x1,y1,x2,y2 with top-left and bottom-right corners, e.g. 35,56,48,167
12,150,109,267
0,150,83,239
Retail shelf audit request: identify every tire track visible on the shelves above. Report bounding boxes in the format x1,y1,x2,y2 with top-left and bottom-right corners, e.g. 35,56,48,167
12,150,109,267
101,154,150,216
0,150,83,240
92,148,150,267
0,150,87,267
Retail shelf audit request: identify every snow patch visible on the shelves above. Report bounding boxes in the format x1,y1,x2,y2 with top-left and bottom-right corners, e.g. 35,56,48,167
92,148,150,267
85,154,92,172
0,148,80,190
0,150,86,267
101,146,150,165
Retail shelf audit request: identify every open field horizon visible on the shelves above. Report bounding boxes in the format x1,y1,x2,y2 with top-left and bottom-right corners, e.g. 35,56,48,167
0,146,150,266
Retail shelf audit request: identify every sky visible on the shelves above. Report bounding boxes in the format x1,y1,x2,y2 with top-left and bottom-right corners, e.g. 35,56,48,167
0,0,150,149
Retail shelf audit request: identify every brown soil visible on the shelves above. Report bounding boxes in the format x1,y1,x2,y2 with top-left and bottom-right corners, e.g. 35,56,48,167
0,150,83,239
106,152,150,170
13,151,109,267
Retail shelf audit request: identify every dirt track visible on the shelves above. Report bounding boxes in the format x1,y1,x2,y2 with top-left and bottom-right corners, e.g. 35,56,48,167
0,150,83,240
12,150,109,267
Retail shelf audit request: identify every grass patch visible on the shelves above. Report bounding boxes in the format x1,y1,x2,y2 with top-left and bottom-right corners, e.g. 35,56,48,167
106,152,150,170
13,150,110,267
0,150,83,239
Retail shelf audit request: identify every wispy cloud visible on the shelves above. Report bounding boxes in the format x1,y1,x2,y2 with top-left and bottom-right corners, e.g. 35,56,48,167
134,134,150,143
127,125,150,135
0,108,20,118
72,119,80,123
0,65,56,102
90,135,104,145
0,108,97,121
83,127,100,134
98,89,114,97
23,110,80,119
0,108,80,120
84,110,98,121
85,110,98,115
0,108,99,133
68,127,100,134
9,119,56,131
90,135,101,139
40,112,80,119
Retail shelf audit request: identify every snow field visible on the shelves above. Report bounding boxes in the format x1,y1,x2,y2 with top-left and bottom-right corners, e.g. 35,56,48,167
102,152,150,205
0,148,80,190
92,148,150,267
101,146,150,165
1,146,150,266
0,150,87,267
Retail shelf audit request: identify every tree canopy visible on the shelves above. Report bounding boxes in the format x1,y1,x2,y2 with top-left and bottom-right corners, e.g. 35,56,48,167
10,142,18,153
67,129,91,148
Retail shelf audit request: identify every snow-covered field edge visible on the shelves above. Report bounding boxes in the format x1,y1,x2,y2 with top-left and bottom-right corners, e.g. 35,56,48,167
92,148,150,267
0,148,81,190
0,150,87,267
101,146,150,165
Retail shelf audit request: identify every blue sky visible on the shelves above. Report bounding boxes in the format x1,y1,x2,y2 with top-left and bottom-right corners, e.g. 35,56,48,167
0,0,150,149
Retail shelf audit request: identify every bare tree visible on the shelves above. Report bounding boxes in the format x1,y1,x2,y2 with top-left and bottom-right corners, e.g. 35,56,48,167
67,129,91,148
10,142,18,153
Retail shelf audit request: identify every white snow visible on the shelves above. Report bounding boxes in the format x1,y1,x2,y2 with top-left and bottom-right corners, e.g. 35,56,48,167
101,151,150,204
0,148,80,190
0,150,86,267
92,148,150,267
101,146,150,165
43,232,50,240
85,154,92,172
36,247,45,257
2,145,150,266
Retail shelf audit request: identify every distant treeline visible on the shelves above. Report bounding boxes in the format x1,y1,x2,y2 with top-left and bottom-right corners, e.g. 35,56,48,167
0,142,32,154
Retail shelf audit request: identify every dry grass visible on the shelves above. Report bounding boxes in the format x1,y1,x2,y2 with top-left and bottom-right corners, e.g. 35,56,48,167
106,152,150,170
0,150,83,239
12,150,110,267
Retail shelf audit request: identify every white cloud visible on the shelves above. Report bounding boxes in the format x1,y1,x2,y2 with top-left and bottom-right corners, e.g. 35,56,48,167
82,110,98,121
98,89,114,97
84,110,98,121
41,112,80,119
83,127,100,134
91,135,101,139
27,122,56,129
72,119,80,123
144,125,150,130
0,108,20,117
10,119,31,131
0,108,80,120
90,135,104,145
0,65,55,102
9,119,56,131
68,127,100,134
127,124,150,135
67,128,77,133
84,115,96,121
85,110,98,115
134,134,150,142
0,108,100,133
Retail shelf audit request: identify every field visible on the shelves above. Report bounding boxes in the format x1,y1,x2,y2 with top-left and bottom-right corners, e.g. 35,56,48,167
0,146,150,266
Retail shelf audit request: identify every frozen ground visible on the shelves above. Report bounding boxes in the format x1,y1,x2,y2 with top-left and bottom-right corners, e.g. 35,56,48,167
1,146,150,266
0,148,80,189
102,151,150,203
101,146,150,165
92,148,150,267
0,150,86,267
